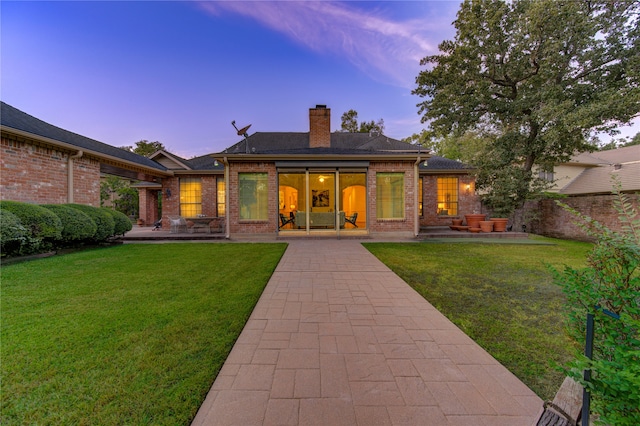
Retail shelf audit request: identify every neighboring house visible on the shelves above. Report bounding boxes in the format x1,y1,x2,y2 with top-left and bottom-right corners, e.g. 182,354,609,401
0,102,169,218
522,145,640,241
548,146,640,195
1,102,480,238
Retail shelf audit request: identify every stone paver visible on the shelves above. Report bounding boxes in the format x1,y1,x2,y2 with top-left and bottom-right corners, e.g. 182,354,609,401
192,240,543,426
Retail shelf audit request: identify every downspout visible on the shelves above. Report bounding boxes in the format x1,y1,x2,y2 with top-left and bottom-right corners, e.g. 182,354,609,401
414,156,421,237
67,150,83,203
222,156,230,239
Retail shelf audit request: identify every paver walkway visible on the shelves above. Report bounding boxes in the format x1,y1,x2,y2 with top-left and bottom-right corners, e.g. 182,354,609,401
192,240,542,426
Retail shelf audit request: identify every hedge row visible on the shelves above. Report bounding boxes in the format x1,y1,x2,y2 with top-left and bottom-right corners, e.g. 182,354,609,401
0,201,132,258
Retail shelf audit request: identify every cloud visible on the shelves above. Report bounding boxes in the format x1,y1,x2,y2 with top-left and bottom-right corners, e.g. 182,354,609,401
196,1,457,88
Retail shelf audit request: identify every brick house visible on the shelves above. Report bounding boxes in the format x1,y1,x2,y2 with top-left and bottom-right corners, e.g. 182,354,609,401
0,102,169,224
520,145,640,241
182,105,478,238
1,102,480,238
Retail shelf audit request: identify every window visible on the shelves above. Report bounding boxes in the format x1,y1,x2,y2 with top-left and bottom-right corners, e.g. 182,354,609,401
179,178,202,217
538,168,554,182
239,173,268,220
376,172,404,219
217,177,225,217
437,177,458,216
418,177,423,217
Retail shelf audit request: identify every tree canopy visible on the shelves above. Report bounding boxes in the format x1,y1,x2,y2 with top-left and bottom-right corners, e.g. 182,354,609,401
339,109,385,134
413,0,640,216
120,140,166,157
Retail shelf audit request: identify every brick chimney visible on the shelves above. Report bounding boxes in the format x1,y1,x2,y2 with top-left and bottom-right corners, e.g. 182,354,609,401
309,105,331,148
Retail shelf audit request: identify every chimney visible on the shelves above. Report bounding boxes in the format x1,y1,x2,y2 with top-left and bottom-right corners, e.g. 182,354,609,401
309,105,331,148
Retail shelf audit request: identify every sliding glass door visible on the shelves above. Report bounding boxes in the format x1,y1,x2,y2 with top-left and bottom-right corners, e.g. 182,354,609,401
278,170,366,233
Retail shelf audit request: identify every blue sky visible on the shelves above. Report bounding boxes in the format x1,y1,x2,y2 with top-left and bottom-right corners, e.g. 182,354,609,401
2,1,637,158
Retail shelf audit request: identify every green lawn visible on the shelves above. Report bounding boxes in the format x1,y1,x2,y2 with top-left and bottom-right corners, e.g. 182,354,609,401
364,236,592,401
3,236,593,422
1,243,287,425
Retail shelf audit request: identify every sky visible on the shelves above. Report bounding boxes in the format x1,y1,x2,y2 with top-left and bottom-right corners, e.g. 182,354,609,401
2,1,637,159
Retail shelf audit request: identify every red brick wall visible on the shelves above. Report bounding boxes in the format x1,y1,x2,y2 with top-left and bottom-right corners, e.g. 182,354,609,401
228,162,277,234
1,135,100,206
159,175,219,229
519,194,640,242
368,161,416,234
419,174,482,227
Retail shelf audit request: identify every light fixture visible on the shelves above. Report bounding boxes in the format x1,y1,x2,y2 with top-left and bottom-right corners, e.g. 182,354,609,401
423,160,428,167
319,176,325,183
165,188,171,198
465,184,471,192
214,159,219,167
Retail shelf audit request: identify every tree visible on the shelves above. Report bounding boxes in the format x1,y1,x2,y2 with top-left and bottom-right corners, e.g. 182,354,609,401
120,140,166,157
339,109,385,134
100,176,138,218
413,0,640,217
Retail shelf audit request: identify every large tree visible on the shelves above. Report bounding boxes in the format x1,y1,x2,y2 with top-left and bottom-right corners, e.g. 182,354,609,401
413,0,640,216
339,109,385,134
120,140,166,157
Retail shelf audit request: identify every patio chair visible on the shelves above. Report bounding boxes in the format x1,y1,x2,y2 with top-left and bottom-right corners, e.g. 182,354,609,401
345,212,358,228
152,219,162,231
279,213,294,229
168,216,188,233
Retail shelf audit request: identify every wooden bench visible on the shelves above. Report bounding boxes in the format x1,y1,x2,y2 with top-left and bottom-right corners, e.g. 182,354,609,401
536,376,582,426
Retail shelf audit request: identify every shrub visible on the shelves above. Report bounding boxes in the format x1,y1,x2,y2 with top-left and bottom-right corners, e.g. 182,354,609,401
552,179,639,425
101,208,132,236
42,204,97,243
0,201,63,240
0,208,28,256
66,204,115,242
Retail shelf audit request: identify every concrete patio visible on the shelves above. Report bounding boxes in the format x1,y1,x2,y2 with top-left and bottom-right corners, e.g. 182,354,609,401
191,240,543,426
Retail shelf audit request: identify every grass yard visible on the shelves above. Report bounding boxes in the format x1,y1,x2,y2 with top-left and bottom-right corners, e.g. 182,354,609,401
1,243,287,425
364,236,592,401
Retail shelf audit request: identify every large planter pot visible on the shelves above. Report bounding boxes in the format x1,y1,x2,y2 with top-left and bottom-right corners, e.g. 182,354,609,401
464,214,486,229
451,219,463,226
491,218,508,232
479,221,494,233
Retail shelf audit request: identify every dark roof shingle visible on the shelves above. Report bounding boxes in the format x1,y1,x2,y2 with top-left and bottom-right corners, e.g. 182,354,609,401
1,102,166,172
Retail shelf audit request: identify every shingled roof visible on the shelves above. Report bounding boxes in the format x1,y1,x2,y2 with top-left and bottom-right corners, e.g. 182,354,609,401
561,145,640,194
1,102,167,173
220,132,423,155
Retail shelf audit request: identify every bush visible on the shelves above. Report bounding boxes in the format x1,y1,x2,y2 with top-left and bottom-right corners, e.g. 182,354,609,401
0,208,28,256
0,201,62,254
66,204,115,242
42,204,97,243
552,179,639,425
101,208,132,236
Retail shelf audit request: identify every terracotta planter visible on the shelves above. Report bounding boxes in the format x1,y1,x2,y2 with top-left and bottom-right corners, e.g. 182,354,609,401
479,221,494,233
137,218,145,226
469,228,481,233
451,219,463,226
464,214,486,229
491,218,508,232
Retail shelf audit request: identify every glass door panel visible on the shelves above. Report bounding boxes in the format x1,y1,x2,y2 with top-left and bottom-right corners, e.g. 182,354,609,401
278,173,305,231
339,173,367,229
309,172,336,230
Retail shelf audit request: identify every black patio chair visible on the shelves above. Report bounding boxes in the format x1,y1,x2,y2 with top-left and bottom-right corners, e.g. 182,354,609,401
152,219,162,230
345,212,358,228
279,213,294,229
